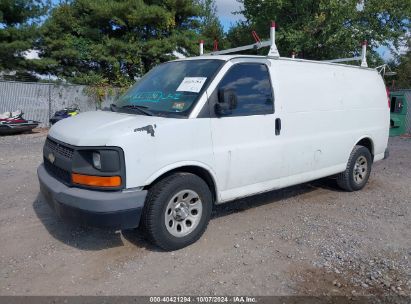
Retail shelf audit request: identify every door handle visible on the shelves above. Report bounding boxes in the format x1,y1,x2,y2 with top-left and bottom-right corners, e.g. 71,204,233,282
275,118,281,135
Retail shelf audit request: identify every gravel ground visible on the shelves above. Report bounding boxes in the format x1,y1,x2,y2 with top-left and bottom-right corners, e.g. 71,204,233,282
0,130,410,297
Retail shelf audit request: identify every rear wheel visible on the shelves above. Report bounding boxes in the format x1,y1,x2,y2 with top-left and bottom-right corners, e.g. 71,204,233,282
141,172,212,250
337,145,372,191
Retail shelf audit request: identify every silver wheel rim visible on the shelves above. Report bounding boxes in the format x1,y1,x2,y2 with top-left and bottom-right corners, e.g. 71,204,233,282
353,155,368,184
165,189,203,238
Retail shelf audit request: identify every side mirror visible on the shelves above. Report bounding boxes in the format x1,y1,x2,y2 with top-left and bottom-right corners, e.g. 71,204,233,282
215,88,237,117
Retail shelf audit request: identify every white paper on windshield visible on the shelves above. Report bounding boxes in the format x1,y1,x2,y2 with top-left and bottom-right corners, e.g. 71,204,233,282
176,77,207,93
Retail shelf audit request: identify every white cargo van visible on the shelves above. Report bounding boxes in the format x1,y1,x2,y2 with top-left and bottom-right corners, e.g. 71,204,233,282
38,54,389,250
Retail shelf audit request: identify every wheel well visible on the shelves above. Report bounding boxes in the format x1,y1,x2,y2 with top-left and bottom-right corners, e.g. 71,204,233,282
356,137,374,156
146,166,217,203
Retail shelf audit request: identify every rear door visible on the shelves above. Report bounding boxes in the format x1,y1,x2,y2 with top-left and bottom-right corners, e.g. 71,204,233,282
207,59,286,201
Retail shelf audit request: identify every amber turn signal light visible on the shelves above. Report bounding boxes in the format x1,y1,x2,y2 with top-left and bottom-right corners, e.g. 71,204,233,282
72,173,121,188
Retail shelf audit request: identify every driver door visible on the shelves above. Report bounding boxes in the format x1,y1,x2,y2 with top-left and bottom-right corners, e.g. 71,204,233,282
208,59,286,202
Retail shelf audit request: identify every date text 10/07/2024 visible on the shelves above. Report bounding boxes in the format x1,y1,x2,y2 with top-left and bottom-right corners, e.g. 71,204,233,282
149,296,257,303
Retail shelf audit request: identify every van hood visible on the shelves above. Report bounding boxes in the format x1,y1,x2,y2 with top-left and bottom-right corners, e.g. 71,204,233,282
48,111,168,146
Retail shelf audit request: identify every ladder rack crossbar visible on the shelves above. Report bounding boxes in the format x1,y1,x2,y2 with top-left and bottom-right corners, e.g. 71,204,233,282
323,56,361,63
198,21,367,67
207,40,271,56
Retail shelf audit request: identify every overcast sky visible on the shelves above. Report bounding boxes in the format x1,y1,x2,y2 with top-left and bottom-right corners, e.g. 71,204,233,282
215,0,245,31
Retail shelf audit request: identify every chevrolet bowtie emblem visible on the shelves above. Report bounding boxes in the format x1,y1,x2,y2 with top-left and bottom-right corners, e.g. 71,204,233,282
48,152,55,164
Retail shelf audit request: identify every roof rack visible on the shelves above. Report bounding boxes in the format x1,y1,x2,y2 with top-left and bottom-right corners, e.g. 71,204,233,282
376,64,397,77
322,40,368,67
200,21,280,58
199,21,368,68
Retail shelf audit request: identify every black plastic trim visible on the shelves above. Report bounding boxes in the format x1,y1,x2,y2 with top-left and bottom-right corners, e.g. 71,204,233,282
38,164,146,229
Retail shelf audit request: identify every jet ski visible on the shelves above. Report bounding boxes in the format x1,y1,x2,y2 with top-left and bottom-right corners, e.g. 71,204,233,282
0,110,40,135
49,104,80,125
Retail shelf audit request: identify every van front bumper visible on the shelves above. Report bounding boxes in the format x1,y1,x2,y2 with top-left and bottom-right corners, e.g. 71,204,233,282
37,164,147,229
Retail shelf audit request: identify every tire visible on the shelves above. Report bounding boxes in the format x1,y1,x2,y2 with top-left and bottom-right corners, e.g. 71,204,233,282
337,145,372,192
141,172,213,250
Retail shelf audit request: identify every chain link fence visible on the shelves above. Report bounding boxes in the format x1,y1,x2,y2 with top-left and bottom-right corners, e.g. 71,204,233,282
0,81,117,127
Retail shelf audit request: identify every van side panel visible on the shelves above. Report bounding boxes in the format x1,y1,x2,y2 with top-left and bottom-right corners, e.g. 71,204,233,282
340,66,389,159
274,60,388,176
219,60,389,202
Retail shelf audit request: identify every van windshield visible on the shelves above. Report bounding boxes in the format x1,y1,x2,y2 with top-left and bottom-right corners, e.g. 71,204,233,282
115,59,224,117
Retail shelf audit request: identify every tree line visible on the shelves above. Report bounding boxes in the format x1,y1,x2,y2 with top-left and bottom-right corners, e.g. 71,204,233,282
0,0,410,88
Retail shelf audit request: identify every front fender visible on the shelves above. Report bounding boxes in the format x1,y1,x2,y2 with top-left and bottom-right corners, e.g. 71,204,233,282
143,161,220,201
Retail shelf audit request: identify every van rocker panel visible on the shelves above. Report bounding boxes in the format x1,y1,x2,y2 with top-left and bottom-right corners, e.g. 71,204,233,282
37,164,147,229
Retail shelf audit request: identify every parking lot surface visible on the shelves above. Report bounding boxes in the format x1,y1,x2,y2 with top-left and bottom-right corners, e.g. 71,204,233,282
0,131,410,296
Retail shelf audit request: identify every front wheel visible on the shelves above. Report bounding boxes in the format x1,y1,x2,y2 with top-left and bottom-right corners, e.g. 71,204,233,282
141,172,213,250
337,145,372,192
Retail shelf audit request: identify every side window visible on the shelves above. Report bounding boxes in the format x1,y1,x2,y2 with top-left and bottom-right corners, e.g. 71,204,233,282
217,63,274,116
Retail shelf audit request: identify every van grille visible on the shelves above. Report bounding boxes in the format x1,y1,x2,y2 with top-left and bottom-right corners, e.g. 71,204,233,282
44,158,71,184
45,138,74,159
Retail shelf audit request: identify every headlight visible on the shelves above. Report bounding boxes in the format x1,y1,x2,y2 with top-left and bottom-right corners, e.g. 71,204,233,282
92,152,101,169
72,148,124,190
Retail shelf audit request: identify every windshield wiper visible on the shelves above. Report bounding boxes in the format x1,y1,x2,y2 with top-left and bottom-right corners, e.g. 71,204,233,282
111,104,153,116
